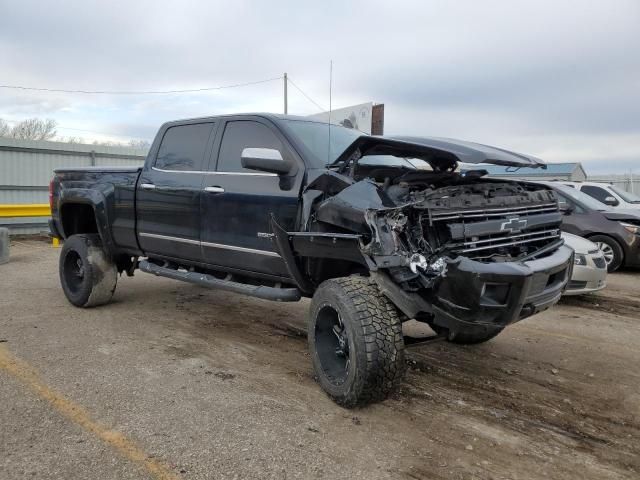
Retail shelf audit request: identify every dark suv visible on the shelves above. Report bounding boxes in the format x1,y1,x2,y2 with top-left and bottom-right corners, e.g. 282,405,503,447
537,181,640,271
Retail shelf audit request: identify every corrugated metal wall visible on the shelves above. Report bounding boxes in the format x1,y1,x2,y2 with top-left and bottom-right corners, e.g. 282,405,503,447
0,137,147,234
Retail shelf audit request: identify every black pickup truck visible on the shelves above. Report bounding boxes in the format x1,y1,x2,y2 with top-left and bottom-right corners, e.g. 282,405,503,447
50,113,573,407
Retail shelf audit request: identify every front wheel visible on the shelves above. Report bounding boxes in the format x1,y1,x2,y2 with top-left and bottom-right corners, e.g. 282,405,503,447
308,276,405,408
589,235,624,272
59,234,117,307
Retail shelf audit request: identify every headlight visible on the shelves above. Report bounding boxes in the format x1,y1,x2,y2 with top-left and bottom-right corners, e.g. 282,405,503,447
620,222,640,234
574,254,587,266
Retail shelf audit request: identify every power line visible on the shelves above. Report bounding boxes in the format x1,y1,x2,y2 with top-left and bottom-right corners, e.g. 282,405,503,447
286,76,326,112
0,76,283,95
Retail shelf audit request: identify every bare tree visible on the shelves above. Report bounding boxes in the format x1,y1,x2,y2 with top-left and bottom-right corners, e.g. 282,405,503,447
128,139,151,149
0,118,10,137
10,118,57,141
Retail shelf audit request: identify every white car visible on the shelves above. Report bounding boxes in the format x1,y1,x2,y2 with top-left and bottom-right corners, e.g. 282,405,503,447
562,232,607,295
562,181,640,210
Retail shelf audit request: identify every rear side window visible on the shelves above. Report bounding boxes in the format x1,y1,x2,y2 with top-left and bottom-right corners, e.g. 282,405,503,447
581,185,610,203
155,123,213,171
216,121,284,173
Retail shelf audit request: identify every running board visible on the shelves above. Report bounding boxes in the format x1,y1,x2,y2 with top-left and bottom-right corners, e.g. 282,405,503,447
403,333,448,348
138,260,301,302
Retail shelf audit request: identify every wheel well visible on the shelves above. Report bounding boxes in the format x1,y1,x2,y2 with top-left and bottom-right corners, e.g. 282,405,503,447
60,203,99,238
306,258,369,286
585,233,624,258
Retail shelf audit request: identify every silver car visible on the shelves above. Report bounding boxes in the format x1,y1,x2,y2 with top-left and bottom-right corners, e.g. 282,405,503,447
562,232,608,295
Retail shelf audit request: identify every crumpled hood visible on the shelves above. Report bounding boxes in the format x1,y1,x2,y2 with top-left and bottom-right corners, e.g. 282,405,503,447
332,135,546,170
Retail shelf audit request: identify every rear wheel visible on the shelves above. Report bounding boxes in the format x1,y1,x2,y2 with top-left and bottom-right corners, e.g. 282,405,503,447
589,234,623,272
59,234,117,307
308,276,405,408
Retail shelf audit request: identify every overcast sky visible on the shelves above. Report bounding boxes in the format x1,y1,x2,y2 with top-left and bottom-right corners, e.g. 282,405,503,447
1,0,638,174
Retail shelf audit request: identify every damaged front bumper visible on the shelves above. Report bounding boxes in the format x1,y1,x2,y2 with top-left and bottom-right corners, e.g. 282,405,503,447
375,245,574,333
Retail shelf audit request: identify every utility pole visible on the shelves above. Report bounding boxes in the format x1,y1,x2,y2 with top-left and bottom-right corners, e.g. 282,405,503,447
283,73,288,114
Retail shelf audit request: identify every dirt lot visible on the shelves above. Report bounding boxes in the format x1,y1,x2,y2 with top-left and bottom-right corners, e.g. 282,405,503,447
1,239,638,480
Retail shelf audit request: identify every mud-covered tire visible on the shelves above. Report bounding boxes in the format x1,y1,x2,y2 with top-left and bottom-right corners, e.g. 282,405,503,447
431,323,504,345
59,234,117,308
588,234,624,272
308,276,405,408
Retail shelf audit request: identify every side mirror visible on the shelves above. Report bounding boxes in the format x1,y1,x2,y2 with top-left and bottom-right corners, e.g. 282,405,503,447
559,202,574,215
241,148,291,175
603,196,619,207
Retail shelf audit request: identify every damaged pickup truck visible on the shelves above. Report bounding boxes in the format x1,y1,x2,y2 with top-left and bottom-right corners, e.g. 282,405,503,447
49,114,573,407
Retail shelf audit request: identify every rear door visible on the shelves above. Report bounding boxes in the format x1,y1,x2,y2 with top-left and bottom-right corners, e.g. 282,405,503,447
200,118,302,277
136,121,216,261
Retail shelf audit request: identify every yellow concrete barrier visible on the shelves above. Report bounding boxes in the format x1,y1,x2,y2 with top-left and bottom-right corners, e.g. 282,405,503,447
0,204,51,218
0,204,59,247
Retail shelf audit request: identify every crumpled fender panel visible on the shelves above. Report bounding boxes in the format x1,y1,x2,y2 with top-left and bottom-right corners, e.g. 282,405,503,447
315,180,396,233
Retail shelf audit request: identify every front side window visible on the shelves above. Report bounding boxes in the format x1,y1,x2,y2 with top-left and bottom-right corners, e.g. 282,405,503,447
216,121,284,173
581,185,612,203
555,184,607,211
556,192,584,214
281,119,363,168
155,123,213,171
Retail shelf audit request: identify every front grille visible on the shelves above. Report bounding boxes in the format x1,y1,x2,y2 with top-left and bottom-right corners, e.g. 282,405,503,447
456,228,561,254
430,202,559,222
429,203,562,260
593,256,607,269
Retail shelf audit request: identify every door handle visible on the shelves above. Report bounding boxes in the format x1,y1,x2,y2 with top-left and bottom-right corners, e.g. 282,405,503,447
204,186,225,194
140,183,156,190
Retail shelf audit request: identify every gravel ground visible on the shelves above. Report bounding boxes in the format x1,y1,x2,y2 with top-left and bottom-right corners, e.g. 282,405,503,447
1,239,638,480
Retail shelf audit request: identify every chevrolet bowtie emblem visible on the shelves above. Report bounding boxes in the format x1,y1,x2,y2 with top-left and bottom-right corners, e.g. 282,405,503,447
500,217,527,233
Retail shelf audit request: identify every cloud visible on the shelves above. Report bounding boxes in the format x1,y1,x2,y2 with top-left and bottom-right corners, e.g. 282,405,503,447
0,0,638,173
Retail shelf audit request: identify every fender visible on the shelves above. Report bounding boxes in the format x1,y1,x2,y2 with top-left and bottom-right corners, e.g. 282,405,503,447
58,186,117,258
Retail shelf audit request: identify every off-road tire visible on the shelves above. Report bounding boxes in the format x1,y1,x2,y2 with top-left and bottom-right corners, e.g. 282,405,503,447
588,234,624,272
59,234,117,308
308,275,405,408
431,324,504,345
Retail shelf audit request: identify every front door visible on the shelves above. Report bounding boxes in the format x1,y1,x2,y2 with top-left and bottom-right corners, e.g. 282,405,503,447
200,118,302,277
136,121,215,262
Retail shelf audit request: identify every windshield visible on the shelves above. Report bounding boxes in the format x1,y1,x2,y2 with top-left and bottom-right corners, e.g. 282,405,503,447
610,185,640,203
281,119,363,168
553,183,610,211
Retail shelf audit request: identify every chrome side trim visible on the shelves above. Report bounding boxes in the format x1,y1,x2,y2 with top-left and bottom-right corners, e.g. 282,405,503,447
139,232,200,245
201,240,280,257
151,166,276,176
139,232,280,257
203,186,225,193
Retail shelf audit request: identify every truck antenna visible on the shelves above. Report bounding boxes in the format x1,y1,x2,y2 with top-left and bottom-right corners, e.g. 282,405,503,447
327,60,332,164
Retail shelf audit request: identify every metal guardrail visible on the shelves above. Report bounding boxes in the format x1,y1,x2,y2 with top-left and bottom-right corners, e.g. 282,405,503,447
0,204,58,246
0,204,51,217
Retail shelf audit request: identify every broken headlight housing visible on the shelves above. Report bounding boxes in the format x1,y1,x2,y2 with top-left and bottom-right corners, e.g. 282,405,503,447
574,254,587,266
620,222,640,235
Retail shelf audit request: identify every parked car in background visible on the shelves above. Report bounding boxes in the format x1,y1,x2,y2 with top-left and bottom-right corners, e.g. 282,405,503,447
537,181,640,272
562,232,607,295
561,181,640,210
